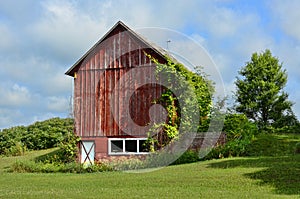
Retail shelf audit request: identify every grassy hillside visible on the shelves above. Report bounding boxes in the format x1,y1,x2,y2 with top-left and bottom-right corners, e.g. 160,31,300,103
0,133,299,198
0,156,299,198
0,148,58,172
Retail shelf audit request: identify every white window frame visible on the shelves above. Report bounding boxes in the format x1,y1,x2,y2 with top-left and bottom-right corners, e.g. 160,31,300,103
108,138,149,155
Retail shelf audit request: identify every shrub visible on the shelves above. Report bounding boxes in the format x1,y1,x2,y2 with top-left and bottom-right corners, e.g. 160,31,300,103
0,118,74,156
84,162,113,173
0,126,27,156
204,136,252,160
203,113,257,160
23,118,74,150
3,141,27,156
100,157,145,171
10,160,36,173
223,113,258,141
56,131,80,163
11,160,113,173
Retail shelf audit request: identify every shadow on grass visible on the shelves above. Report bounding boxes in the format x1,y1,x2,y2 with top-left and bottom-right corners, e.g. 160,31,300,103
208,155,300,195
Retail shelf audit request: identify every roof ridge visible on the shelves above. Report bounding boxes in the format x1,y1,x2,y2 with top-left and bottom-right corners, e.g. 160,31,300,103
65,21,175,76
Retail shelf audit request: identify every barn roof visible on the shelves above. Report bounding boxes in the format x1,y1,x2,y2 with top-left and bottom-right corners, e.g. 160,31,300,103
65,21,170,77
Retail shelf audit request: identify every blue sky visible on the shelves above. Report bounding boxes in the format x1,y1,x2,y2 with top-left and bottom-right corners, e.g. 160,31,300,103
0,0,300,129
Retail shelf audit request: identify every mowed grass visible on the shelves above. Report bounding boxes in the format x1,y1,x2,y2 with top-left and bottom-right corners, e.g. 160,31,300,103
0,159,284,199
0,134,299,199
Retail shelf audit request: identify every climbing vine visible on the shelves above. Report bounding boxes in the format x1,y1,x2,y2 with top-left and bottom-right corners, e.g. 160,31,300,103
146,55,214,151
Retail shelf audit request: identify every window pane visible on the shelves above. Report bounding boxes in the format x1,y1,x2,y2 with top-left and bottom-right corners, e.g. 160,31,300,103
139,140,149,152
125,140,137,152
111,140,123,153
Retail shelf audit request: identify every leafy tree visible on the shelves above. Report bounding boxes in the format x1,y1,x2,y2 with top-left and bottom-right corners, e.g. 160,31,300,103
235,49,296,129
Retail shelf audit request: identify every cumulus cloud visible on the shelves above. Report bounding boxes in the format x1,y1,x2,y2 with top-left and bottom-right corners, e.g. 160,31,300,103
30,0,108,62
0,84,32,107
47,96,70,112
270,0,300,42
1,56,72,96
192,2,260,39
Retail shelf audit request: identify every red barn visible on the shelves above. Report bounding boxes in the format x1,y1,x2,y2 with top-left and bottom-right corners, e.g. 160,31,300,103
65,21,170,164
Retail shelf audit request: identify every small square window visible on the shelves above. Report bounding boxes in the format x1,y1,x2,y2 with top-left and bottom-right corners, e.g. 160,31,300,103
111,140,123,153
125,140,137,152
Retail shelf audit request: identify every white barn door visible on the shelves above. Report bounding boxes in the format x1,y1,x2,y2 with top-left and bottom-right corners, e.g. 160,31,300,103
80,141,95,166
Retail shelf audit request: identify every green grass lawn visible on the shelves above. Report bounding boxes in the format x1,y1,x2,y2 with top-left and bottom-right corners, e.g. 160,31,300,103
0,134,299,199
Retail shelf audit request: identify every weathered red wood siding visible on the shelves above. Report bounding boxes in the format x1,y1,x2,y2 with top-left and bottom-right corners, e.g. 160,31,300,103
74,25,166,138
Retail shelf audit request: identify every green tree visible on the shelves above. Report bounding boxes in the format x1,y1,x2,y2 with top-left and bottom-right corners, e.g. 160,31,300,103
235,49,295,129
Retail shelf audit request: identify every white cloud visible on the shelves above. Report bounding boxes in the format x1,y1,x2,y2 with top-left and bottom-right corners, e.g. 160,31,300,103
0,84,31,107
233,31,274,60
195,3,259,39
212,52,236,82
30,0,108,61
273,41,300,77
47,96,70,112
270,0,300,41
45,72,73,94
1,56,72,96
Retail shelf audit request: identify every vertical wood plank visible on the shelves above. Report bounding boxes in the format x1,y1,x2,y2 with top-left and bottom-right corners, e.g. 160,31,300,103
85,62,90,137
74,72,81,136
94,53,99,136
100,70,105,136
91,56,95,136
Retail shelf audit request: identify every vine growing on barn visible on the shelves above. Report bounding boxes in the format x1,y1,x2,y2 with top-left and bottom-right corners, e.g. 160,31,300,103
146,55,214,151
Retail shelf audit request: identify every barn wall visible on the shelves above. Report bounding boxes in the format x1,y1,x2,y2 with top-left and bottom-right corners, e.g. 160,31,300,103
74,25,166,138
78,137,108,162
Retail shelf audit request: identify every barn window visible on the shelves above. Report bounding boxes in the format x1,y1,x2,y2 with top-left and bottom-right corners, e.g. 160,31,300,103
108,138,149,155
111,140,123,153
125,140,137,152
